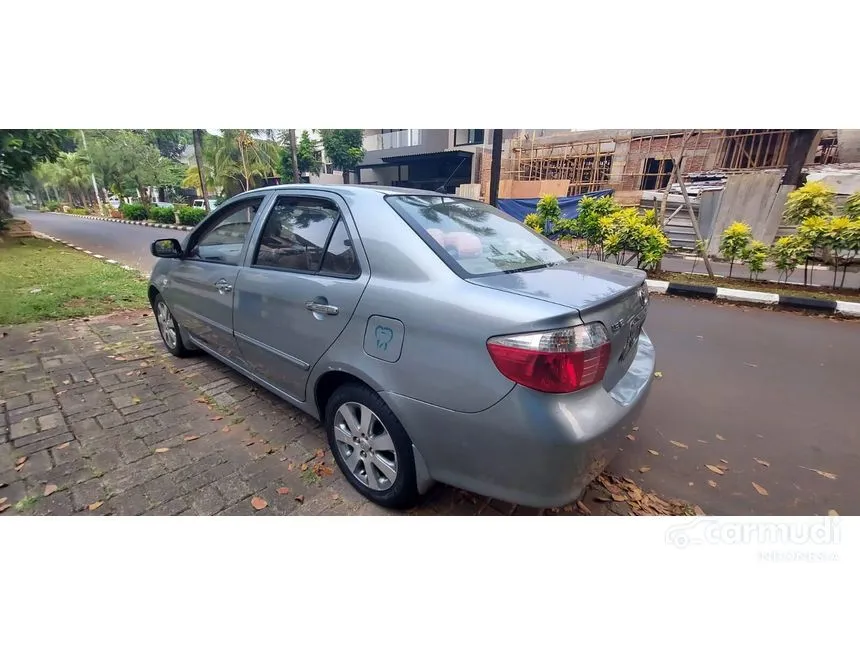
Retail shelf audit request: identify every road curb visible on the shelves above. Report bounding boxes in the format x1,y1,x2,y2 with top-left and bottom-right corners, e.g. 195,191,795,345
33,209,194,232
646,279,860,317
31,231,151,279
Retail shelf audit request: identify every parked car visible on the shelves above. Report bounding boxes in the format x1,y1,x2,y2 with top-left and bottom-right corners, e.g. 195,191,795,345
151,201,174,209
192,198,219,211
108,196,122,209
148,186,655,509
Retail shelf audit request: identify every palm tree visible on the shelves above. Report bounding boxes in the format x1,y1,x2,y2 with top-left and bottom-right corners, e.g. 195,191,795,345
55,152,92,205
192,129,211,212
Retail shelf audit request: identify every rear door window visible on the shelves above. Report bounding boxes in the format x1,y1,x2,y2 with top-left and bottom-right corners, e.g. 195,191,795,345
385,195,570,277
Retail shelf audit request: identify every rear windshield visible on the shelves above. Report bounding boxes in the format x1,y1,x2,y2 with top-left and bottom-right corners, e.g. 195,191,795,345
385,195,570,277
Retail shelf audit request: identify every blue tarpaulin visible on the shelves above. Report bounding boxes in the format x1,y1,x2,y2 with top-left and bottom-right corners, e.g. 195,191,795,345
496,189,614,223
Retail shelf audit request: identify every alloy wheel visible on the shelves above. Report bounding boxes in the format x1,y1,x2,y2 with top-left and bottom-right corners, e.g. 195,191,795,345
156,301,178,350
333,402,399,491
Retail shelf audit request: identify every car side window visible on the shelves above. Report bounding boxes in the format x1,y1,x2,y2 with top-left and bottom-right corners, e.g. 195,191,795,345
254,195,351,274
320,218,360,277
186,198,264,265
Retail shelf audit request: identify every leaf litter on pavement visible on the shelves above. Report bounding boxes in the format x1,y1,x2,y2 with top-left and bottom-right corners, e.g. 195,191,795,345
592,473,704,516
800,466,837,480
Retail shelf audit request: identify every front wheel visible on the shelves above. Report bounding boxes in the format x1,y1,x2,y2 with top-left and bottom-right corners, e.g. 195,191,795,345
325,383,420,510
152,293,195,358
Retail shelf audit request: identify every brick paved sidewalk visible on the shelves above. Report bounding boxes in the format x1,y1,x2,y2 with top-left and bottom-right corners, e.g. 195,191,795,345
0,310,696,517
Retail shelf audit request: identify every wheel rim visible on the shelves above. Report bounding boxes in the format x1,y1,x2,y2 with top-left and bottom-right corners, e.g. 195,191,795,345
156,301,178,350
333,402,398,491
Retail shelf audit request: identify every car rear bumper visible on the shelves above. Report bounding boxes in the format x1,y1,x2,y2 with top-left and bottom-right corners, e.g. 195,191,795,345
381,330,656,508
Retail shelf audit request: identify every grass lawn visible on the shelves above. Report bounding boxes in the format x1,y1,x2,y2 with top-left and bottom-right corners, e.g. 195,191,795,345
649,270,860,303
0,236,149,325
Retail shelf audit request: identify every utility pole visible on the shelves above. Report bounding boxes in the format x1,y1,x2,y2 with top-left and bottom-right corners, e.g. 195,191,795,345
192,129,211,214
488,129,503,206
79,130,105,216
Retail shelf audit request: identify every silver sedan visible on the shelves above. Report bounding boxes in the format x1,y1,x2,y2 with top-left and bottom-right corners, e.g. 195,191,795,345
148,185,655,509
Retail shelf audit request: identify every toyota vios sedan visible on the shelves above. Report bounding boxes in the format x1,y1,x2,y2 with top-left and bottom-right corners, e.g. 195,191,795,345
148,185,655,509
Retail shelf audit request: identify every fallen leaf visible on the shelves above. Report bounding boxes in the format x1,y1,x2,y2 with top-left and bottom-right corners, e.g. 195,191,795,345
315,449,325,459
244,440,255,446
154,447,169,453
632,426,639,432
183,435,199,442
300,462,308,472
221,426,231,433
705,464,725,475
62,379,71,385
716,434,726,441
638,466,651,473
0,504,10,513
719,459,729,464
56,442,70,449
670,440,688,449
294,495,304,504
654,371,663,379
707,480,718,488
688,482,694,486
126,371,134,376
250,496,268,510
210,415,223,421
576,500,591,515
628,488,643,502
266,447,275,454
697,439,709,444
15,456,27,466
593,496,611,503
828,509,839,516
287,462,295,471
626,434,636,441
648,449,660,456
744,362,758,368
754,458,770,468
131,396,141,405
800,467,837,480
14,464,25,472
277,487,291,495
43,484,58,496
332,494,340,501
88,501,103,511
610,493,626,502
194,396,207,403
752,482,769,496
0,497,7,505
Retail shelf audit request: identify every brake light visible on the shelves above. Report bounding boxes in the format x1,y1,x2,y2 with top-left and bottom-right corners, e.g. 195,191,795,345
486,323,611,394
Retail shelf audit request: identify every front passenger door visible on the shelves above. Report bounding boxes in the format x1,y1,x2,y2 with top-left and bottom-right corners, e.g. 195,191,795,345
165,196,267,362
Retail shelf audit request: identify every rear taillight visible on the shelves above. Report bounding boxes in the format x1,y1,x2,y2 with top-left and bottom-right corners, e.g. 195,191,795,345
486,323,611,394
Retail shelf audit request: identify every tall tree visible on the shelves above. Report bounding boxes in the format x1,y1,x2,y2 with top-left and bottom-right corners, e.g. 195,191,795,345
288,129,300,185
193,129,211,213
279,130,322,183
0,129,66,219
319,130,365,184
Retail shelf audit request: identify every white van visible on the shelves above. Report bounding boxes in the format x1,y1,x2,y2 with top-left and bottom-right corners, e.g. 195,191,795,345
192,199,219,211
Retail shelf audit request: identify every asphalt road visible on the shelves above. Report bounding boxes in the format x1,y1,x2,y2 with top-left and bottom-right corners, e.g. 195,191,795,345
18,210,178,274
16,209,860,515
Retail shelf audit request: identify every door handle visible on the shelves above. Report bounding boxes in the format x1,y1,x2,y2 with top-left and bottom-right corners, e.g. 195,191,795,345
305,301,339,315
214,279,233,294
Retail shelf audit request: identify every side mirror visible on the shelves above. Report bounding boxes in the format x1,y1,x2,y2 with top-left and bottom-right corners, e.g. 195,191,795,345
151,238,183,258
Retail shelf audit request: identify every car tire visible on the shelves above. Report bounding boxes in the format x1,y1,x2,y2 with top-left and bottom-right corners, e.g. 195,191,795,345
152,293,195,358
325,383,420,510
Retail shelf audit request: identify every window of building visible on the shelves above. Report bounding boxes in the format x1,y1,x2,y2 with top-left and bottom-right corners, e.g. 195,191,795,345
640,158,675,190
454,129,485,146
718,130,791,170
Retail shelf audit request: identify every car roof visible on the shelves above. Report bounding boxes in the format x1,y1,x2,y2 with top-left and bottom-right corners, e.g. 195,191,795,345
242,184,448,198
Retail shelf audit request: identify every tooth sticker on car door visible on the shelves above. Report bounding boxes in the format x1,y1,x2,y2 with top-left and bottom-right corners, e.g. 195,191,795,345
364,316,404,362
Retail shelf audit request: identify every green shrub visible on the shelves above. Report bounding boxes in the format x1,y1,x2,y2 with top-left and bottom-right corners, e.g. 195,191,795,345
524,213,542,233
45,199,61,212
177,206,206,226
770,235,809,283
783,181,835,224
150,207,176,224
843,191,860,221
718,221,753,277
741,240,769,281
824,216,860,288
575,195,619,259
120,203,148,221
523,195,564,235
596,207,669,270
68,207,88,215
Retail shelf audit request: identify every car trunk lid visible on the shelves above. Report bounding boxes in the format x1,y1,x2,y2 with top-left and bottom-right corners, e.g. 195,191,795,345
469,259,649,390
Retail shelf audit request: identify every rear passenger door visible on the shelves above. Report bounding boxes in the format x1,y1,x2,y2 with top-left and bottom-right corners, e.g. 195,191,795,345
232,191,370,401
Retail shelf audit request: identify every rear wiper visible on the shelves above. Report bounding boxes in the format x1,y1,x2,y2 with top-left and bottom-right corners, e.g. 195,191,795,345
502,263,549,274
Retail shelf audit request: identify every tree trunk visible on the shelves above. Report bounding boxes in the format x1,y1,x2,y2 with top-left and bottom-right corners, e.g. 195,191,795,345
782,129,820,188
192,129,211,214
0,184,11,220
289,129,300,184
342,169,350,185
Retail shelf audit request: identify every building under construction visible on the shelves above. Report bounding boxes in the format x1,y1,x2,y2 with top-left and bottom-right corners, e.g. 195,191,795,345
469,129,842,205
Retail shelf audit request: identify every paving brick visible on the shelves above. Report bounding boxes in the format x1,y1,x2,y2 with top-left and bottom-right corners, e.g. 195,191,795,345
49,441,82,466
105,486,152,515
38,490,75,515
179,462,238,495
70,479,106,510
37,412,64,431
96,411,124,430
13,425,72,448
144,496,191,516
10,418,38,440
90,448,122,473
67,404,116,424
6,394,31,410
116,439,151,463
189,484,226,515
101,455,166,494
214,472,254,506
122,404,168,424
18,432,74,457
141,474,182,506
30,390,56,405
